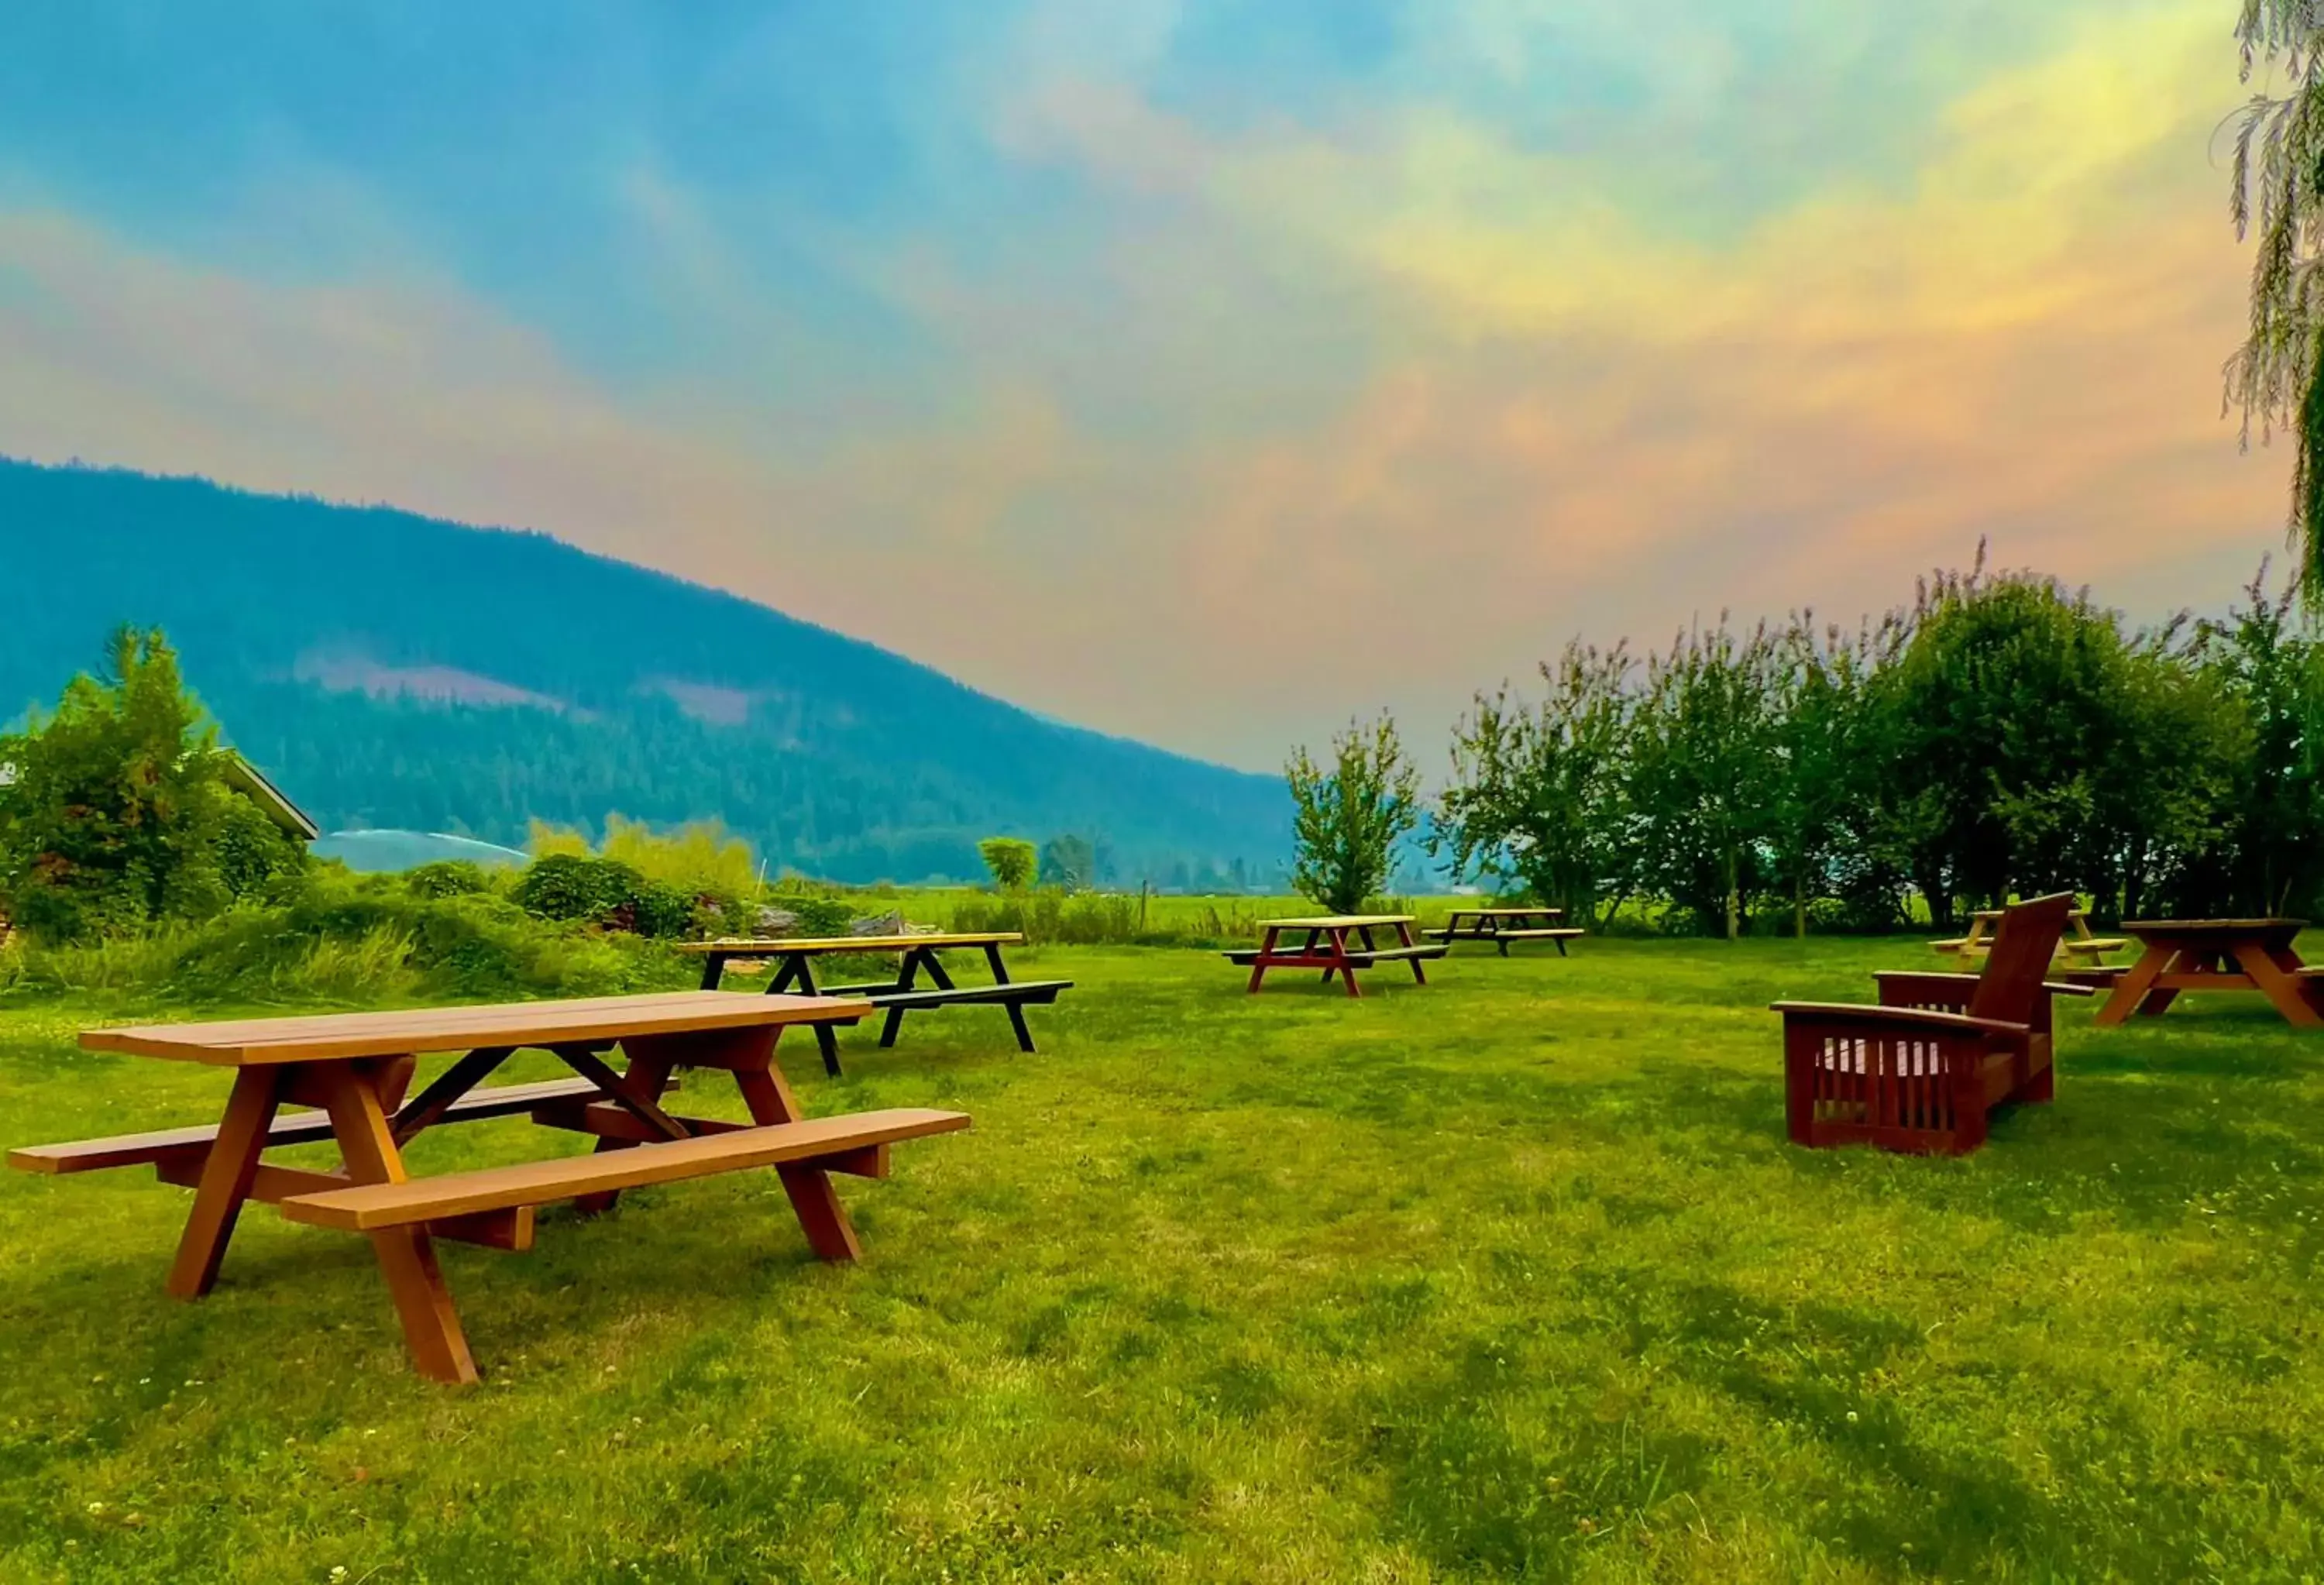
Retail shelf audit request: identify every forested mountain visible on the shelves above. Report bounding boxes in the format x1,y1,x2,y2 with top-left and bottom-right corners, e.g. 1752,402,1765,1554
0,459,1289,882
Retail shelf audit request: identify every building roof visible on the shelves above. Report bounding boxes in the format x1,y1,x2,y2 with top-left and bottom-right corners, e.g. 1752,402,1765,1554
220,752,320,842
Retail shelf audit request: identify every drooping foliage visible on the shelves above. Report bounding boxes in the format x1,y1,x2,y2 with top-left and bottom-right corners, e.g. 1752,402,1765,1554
2228,0,2324,591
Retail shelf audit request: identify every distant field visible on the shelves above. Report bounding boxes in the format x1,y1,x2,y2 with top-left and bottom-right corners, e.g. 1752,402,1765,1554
840,889,1481,940
5,937,2321,1580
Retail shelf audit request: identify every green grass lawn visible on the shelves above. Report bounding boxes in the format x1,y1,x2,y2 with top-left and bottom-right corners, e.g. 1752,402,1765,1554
4,938,2322,1583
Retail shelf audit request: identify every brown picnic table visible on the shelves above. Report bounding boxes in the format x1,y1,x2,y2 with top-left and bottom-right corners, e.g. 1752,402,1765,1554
1223,914,1446,997
2092,919,2324,1029
1425,906,1583,957
682,932,1071,1072
5,992,969,1384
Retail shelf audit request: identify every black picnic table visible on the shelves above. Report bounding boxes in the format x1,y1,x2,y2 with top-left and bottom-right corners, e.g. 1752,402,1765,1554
684,932,1071,1072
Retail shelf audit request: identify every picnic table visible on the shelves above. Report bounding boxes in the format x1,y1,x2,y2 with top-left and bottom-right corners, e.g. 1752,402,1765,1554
1223,914,1446,996
6,992,969,1383
682,933,1071,1072
1934,906,2124,969
2092,919,2324,1029
1425,906,1582,957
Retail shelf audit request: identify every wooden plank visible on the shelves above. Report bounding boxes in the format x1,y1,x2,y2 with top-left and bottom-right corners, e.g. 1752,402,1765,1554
675,933,1022,956
80,992,873,1067
149,1157,534,1250
279,1108,971,1231
530,1102,893,1178
1260,914,1415,930
865,981,1071,1009
9,1076,616,1176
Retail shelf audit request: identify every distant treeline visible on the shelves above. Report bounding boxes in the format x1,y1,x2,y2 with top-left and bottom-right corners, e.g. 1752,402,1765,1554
1427,555,2324,934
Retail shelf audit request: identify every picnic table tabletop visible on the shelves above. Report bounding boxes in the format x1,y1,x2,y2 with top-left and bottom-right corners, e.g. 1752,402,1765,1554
2094,917,2319,1029
25,989,956,1384
1260,913,1415,930
678,932,1023,956
1444,906,1564,918
79,989,868,1065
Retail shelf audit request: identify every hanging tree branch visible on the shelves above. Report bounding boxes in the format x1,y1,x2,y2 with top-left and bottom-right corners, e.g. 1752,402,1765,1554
2227,1,2324,593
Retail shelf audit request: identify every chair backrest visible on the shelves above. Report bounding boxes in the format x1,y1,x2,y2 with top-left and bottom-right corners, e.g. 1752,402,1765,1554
1965,892,2077,1024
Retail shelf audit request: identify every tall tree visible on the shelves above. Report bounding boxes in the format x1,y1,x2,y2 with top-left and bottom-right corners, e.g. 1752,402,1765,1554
978,837,1037,892
1627,619,1779,939
0,627,284,940
2228,1,2324,590
1286,715,1421,916
1433,643,1636,927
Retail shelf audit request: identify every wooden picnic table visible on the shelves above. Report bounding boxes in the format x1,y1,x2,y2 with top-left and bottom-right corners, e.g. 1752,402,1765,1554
682,932,1072,1072
6,992,969,1384
1425,906,1583,957
2092,919,2324,1029
1223,914,1446,997
1934,906,2124,968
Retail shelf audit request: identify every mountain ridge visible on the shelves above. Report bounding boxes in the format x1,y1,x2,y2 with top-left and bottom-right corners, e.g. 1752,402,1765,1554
0,457,1289,883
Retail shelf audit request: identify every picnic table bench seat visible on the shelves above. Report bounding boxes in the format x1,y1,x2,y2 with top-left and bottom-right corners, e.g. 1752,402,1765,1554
279,1108,968,1233
9,1076,614,1176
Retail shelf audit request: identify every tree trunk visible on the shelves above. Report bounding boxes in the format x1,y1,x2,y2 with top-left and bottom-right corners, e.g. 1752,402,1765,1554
1725,849,1740,942
1794,875,1807,940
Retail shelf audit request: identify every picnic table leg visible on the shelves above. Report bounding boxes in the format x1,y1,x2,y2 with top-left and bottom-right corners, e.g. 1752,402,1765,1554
2236,940,2324,1029
2093,942,2173,1027
315,1061,478,1386
729,1034,861,1264
779,956,844,1076
1246,927,1280,994
1331,929,1362,998
572,1050,679,1218
165,1065,285,1300
1396,920,1428,984
698,952,728,992
880,950,927,1048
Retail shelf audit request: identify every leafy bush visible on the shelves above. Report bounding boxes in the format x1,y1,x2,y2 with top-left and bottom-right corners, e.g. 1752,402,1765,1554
765,886,857,938
404,861,496,899
511,854,644,922
6,884,693,1006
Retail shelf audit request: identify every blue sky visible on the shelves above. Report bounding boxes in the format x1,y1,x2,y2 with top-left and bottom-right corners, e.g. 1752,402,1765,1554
0,0,2293,769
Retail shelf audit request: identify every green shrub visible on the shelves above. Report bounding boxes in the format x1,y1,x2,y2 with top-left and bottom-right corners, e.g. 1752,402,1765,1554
511,854,643,922
404,861,495,899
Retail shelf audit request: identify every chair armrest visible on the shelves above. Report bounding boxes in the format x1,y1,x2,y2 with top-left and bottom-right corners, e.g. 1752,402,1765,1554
1770,1002,2029,1037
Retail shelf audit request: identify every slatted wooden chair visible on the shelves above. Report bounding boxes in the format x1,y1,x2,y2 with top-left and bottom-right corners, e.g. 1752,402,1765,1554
1772,892,2093,1154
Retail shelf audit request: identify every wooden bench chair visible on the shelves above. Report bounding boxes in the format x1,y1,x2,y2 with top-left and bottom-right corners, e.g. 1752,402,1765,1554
1773,893,2092,1154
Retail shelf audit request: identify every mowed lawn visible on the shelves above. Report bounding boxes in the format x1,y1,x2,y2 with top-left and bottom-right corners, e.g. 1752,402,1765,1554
3,940,2323,1583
